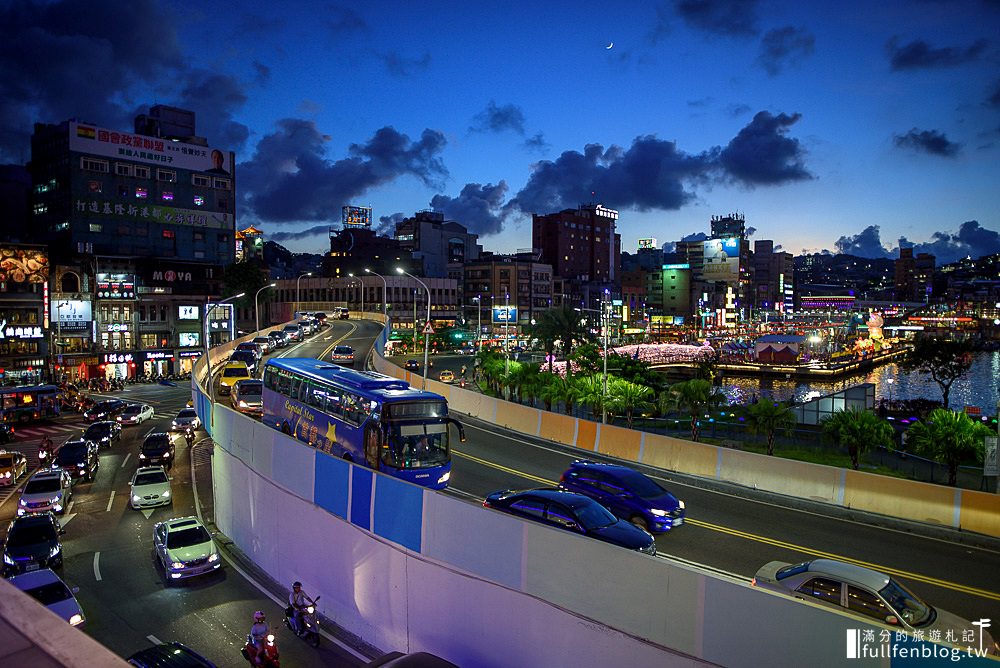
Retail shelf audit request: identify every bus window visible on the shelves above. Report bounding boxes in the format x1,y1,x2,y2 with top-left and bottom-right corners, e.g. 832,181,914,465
386,423,448,469
277,371,291,395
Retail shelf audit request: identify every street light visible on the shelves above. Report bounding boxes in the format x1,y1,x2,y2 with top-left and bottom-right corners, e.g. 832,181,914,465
295,272,312,316
472,295,481,351
397,267,431,389
365,268,387,316
886,377,894,406
254,283,277,336
504,292,510,377
348,273,364,317
53,300,70,382
203,292,245,430
602,289,610,424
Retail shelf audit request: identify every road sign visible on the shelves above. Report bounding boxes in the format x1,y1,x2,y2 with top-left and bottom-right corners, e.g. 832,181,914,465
422,322,435,335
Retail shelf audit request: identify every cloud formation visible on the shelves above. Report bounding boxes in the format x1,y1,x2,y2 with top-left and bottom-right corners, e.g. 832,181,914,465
174,70,251,150
673,0,760,37
893,128,961,157
380,51,431,76
757,26,815,76
834,225,892,258
886,37,987,71
470,101,526,135
429,182,510,236
238,120,448,223
376,212,406,236
898,221,1000,265
270,225,332,242
718,111,813,184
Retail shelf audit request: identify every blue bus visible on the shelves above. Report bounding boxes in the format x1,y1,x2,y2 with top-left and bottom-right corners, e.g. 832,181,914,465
261,358,465,489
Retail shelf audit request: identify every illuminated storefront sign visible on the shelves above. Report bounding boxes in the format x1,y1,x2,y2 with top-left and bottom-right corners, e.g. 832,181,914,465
178,306,199,320
637,238,657,250
1,323,43,339
95,273,135,299
51,300,92,330
492,306,517,323
102,352,134,364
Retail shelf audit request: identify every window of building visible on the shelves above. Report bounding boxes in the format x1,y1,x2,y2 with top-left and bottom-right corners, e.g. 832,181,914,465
134,166,150,179
218,197,228,210
89,223,102,233
162,229,175,239
156,169,176,183
81,157,109,172
148,307,157,322
115,163,132,177
218,234,229,243
160,306,167,321
213,177,231,190
194,251,205,259
161,191,173,201
193,231,204,241
32,204,47,215
192,174,211,187
193,195,204,206
135,187,148,199
140,333,158,349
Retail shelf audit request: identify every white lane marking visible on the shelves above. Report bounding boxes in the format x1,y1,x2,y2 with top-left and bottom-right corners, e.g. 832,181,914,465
66,500,75,514
93,552,102,581
106,490,115,512
141,509,154,519
120,453,131,468
146,634,162,646
59,513,77,529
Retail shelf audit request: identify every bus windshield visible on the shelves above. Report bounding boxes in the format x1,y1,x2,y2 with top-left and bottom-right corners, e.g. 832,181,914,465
384,422,448,469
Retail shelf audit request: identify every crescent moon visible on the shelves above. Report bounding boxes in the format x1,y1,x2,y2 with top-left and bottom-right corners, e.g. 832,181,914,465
606,42,614,49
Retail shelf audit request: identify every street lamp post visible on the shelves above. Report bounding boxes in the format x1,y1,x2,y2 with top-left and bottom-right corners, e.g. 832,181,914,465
295,272,312,316
602,289,610,424
254,283,277,336
53,300,70,382
504,292,510,376
348,274,365,317
204,293,245,430
364,268,387,316
397,268,431,389
474,295,481,351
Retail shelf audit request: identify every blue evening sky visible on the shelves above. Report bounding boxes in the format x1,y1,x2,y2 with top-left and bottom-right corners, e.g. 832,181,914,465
2,1,999,263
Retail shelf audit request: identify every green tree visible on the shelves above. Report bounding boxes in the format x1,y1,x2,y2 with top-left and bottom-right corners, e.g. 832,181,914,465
905,408,992,486
222,261,269,309
574,374,607,421
538,369,578,415
898,337,975,409
660,379,726,441
820,407,894,470
608,351,671,393
744,400,797,456
568,343,603,376
534,306,588,373
607,377,655,428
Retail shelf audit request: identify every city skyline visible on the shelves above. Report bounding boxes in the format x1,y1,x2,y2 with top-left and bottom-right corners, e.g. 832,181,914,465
2,0,999,264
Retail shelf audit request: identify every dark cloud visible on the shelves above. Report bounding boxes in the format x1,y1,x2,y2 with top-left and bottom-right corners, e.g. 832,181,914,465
833,225,892,258
269,225,331,242
0,0,184,161
429,181,509,236
174,70,251,150
661,241,677,253
376,212,406,236
687,97,714,108
746,226,757,236
523,133,549,153
381,51,431,76
681,231,709,242
718,111,813,185
325,6,368,34
886,37,987,71
898,221,1000,264
673,0,760,37
727,103,752,117
509,136,715,215
986,80,1000,108
237,120,447,223
252,61,271,85
893,128,961,157
757,26,815,76
470,101,526,135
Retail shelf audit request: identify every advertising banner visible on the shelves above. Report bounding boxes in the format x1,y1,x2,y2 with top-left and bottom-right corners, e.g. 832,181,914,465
702,238,740,283
69,121,232,173
51,300,92,330
492,306,517,323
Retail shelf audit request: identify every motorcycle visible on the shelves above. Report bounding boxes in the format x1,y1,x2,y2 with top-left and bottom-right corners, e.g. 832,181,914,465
183,426,195,446
242,633,280,667
283,596,321,648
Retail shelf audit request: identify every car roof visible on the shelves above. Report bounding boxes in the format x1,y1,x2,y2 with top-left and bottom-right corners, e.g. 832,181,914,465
161,517,203,531
29,469,63,480
803,559,891,590
569,460,640,477
127,642,217,668
8,567,65,590
506,487,596,509
135,466,168,475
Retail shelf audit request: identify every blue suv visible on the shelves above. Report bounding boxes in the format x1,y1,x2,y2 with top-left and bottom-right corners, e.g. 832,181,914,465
559,460,685,534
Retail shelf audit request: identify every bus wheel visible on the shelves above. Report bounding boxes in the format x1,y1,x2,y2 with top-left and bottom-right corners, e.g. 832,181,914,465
281,423,292,435
343,454,353,463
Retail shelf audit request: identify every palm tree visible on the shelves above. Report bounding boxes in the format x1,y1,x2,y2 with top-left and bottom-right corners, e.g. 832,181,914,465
534,306,588,373
820,407,894,470
905,408,992,486
516,362,543,407
574,374,607,421
607,377,655,429
660,378,726,441
744,400,797,456
539,369,578,415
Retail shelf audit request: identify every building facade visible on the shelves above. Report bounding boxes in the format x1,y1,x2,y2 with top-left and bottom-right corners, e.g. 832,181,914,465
394,210,481,279
462,252,553,345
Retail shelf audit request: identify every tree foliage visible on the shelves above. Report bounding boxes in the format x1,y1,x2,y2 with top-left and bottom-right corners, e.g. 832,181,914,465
899,337,975,409
606,377,655,428
744,400,797,456
533,306,588,372
821,407,894,470
905,408,992,486
222,261,270,310
660,378,726,441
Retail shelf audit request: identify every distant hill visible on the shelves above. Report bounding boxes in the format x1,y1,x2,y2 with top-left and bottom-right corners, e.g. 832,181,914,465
263,240,323,279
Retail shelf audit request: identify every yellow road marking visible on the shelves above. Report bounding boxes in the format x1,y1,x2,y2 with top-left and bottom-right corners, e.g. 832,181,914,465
453,449,999,602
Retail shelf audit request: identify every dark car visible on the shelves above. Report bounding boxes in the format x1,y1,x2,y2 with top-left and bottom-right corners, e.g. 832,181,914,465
2,512,64,577
54,438,99,481
83,399,127,422
558,460,685,533
0,423,14,444
404,359,420,371
83,420,122,449
139,432,176,470
282,323,303,342
331,345,355,365
127,642,218,668
234,341,263,361
483,487,656,555
228,350,258,376
267,330,287,349
365,651,459,668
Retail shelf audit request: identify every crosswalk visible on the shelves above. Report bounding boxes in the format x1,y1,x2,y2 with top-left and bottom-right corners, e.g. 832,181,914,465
11,412,178,441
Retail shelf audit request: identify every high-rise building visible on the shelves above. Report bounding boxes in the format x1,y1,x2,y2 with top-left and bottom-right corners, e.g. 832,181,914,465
751,239,795,316
394,210,481,279
463,251,552,341
895,247,935,302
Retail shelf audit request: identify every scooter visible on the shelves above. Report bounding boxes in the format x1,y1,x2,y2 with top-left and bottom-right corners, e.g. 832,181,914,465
283,596,321,648
242,633,280,667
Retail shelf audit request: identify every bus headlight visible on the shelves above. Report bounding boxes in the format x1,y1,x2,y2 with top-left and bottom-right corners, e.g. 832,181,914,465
437,471,451,485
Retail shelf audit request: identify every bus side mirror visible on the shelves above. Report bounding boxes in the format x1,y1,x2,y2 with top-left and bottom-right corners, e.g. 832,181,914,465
450,418,466,443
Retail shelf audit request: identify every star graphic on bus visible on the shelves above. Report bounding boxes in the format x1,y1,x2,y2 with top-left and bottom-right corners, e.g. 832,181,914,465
325,422,336,445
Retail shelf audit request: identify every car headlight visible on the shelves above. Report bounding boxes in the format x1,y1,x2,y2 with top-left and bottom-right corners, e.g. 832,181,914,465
208,552,219,562
306,605,314,614
162,490,170,498
650,509,668,517
78,463,86,468
170,561,184,569
52,503,62,512
3,553,14,565
19,498,26,506
437,471,451,485
2,471,9,478
171,421,178,427
678,500,686,510
239,400,248,407
132,495,141,503
163,452,171,458
48,545,61,558
69,613,84,626
139,453,146,459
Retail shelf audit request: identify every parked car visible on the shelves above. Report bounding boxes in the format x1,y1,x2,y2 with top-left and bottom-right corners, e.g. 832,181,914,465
228,350,258,376
18,469,73,516
438,370,455,384
753,558,999,653
83,420,122,448
218,361,252,395
54,438,99,481
152,516,221,583
483,488,656,555
171,407,202,432
235,341,263,361
298,319,314,335
404,360,420,372
139,432,176,470
558,460,685,533
267,330,287,349
130,466,172,509
251,336,272,354
0,449,28,486
282,323,303,342
127,642,217,667
118,403,154,425
2,512,64,576
365,651,460,667
231,379,263,416
0,423,14,444
331,345,355,365
8,568,85,626
83,399,127,422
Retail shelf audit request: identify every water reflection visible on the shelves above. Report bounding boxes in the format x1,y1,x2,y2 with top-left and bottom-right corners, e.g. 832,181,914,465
715,351,1000,412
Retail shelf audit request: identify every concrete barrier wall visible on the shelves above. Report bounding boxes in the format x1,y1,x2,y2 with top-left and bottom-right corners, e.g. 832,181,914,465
371,345,1000,538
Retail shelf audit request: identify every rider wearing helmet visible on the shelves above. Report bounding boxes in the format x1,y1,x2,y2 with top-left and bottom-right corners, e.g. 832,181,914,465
39,436,55,466
288,581,315,635
248,610,270,665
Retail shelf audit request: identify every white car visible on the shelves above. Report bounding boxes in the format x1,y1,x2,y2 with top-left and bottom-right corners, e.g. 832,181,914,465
153,516,221,583
18,469,73,516
9,568,85,626
171,408,201,432
130,466,172,509
118,403,154,425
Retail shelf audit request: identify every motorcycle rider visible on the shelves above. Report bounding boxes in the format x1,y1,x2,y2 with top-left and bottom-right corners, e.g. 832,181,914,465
183,425,195,446
38,436,54,466
288,581,315,636
247,610,271,666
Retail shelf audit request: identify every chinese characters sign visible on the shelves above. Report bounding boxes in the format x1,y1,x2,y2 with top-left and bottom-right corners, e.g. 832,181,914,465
96,273,135,299
69,121,231,173
74,199,231,230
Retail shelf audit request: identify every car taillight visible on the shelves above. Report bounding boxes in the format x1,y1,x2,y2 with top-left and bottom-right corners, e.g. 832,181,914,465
482,501,491,508
750,577,757,586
